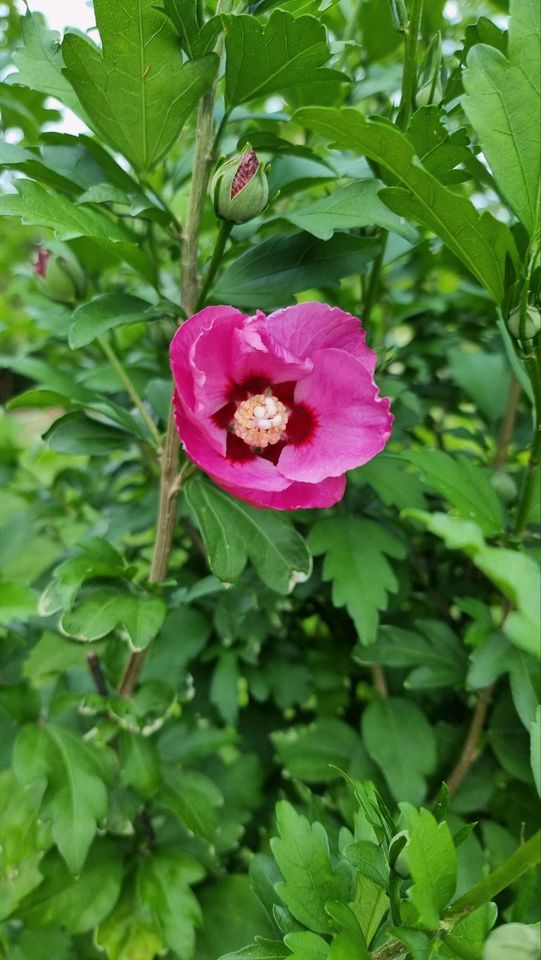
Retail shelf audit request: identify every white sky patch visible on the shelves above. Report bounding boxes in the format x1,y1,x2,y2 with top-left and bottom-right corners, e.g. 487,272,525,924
18,0,95,33
443,1,461,24
13,1,95,134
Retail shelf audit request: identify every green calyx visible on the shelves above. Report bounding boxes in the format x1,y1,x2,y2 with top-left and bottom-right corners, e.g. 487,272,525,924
211,147,269,224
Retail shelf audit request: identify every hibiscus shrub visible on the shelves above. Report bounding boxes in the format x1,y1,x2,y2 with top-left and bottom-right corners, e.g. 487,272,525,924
0,0,540,958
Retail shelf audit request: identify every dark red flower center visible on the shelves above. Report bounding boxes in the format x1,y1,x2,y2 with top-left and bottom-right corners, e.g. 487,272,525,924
213,375,316,464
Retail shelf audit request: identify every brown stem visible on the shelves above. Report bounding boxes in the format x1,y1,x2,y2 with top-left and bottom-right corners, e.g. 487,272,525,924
87,653,108,696
446,685,494,796
117,70,223,700
493,374,521,468
371,663,389,697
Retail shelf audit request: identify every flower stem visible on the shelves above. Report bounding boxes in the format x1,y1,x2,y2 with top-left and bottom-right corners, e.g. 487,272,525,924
493,374,521,468
443,830,541,920
98,335,161,447
397,0,424,129
196,219,232,310
514,420,541,536
117,62,224,699
362,0,423,322
362,239,388,323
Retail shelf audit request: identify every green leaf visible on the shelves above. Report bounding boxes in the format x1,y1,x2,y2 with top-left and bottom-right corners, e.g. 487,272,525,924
488,690,532,783
404,514,541,659
161,766,224,842
401,806,457,930
362,698,436,804
95,879,165,960
483,923,541,960
403,511,486,554
463,0,540,234
39,538,129,617
62,0,218,170
219,941,290,960
0,771,47,920
13,724,109,875
18,841,123,934
7,928,72,960
44,412,130,456
355,621,467,690
276,181,417,241
509,651,540,729
0,580,38,624
296,107,517,303
138,851,205,957
223,10,339,106
444,902,497,960
283,933,329,959
118,732,160,800
213,232,381,309
343,841,390,889
69,293,164,349
349,875,389,947
61,586,166,650
0,180,154,280
309,516,405,645
352,455,428,511
474,548,541,659
210,651,240,725
271,801,353,933
197,876,276,958
272,717,371,782
162,0,202,57
447,348,512,423
530,707,541,798
401,449,504,536
23,630,92,686
328,929,369,960
185,477,312,594
407,106,489,186
7,13,88,121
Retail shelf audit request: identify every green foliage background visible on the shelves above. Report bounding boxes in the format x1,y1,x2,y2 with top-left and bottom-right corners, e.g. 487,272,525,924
0,0,540,958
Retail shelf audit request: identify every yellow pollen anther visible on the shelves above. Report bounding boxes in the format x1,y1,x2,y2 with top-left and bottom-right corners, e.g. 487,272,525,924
233,393,288,448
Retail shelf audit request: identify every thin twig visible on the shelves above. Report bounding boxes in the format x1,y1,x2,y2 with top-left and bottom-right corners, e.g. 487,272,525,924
87,653,108,696
98,335,161,446
371,663,389,698
446,685,494,796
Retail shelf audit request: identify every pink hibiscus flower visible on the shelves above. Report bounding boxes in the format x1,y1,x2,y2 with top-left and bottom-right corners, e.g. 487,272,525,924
170,303,392,510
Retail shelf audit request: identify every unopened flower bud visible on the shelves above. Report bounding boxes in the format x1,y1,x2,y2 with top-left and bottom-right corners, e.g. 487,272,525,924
34,246,49,277
508,305,541,341
34,248,86,304
416,76,443,107
211,149,269,224
390,830,410,878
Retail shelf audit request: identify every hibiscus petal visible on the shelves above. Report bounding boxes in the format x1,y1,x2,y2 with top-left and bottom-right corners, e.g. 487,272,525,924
277,348,393,483
230,311,312,386
211,473,347,510
265,302,377,374
174,401,290,492
170,305,248,416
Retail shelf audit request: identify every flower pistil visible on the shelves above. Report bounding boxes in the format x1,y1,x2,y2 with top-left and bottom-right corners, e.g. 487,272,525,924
233,393,288,448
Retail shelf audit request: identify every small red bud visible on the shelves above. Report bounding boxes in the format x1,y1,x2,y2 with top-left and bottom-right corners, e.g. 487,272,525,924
34,247,49,278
